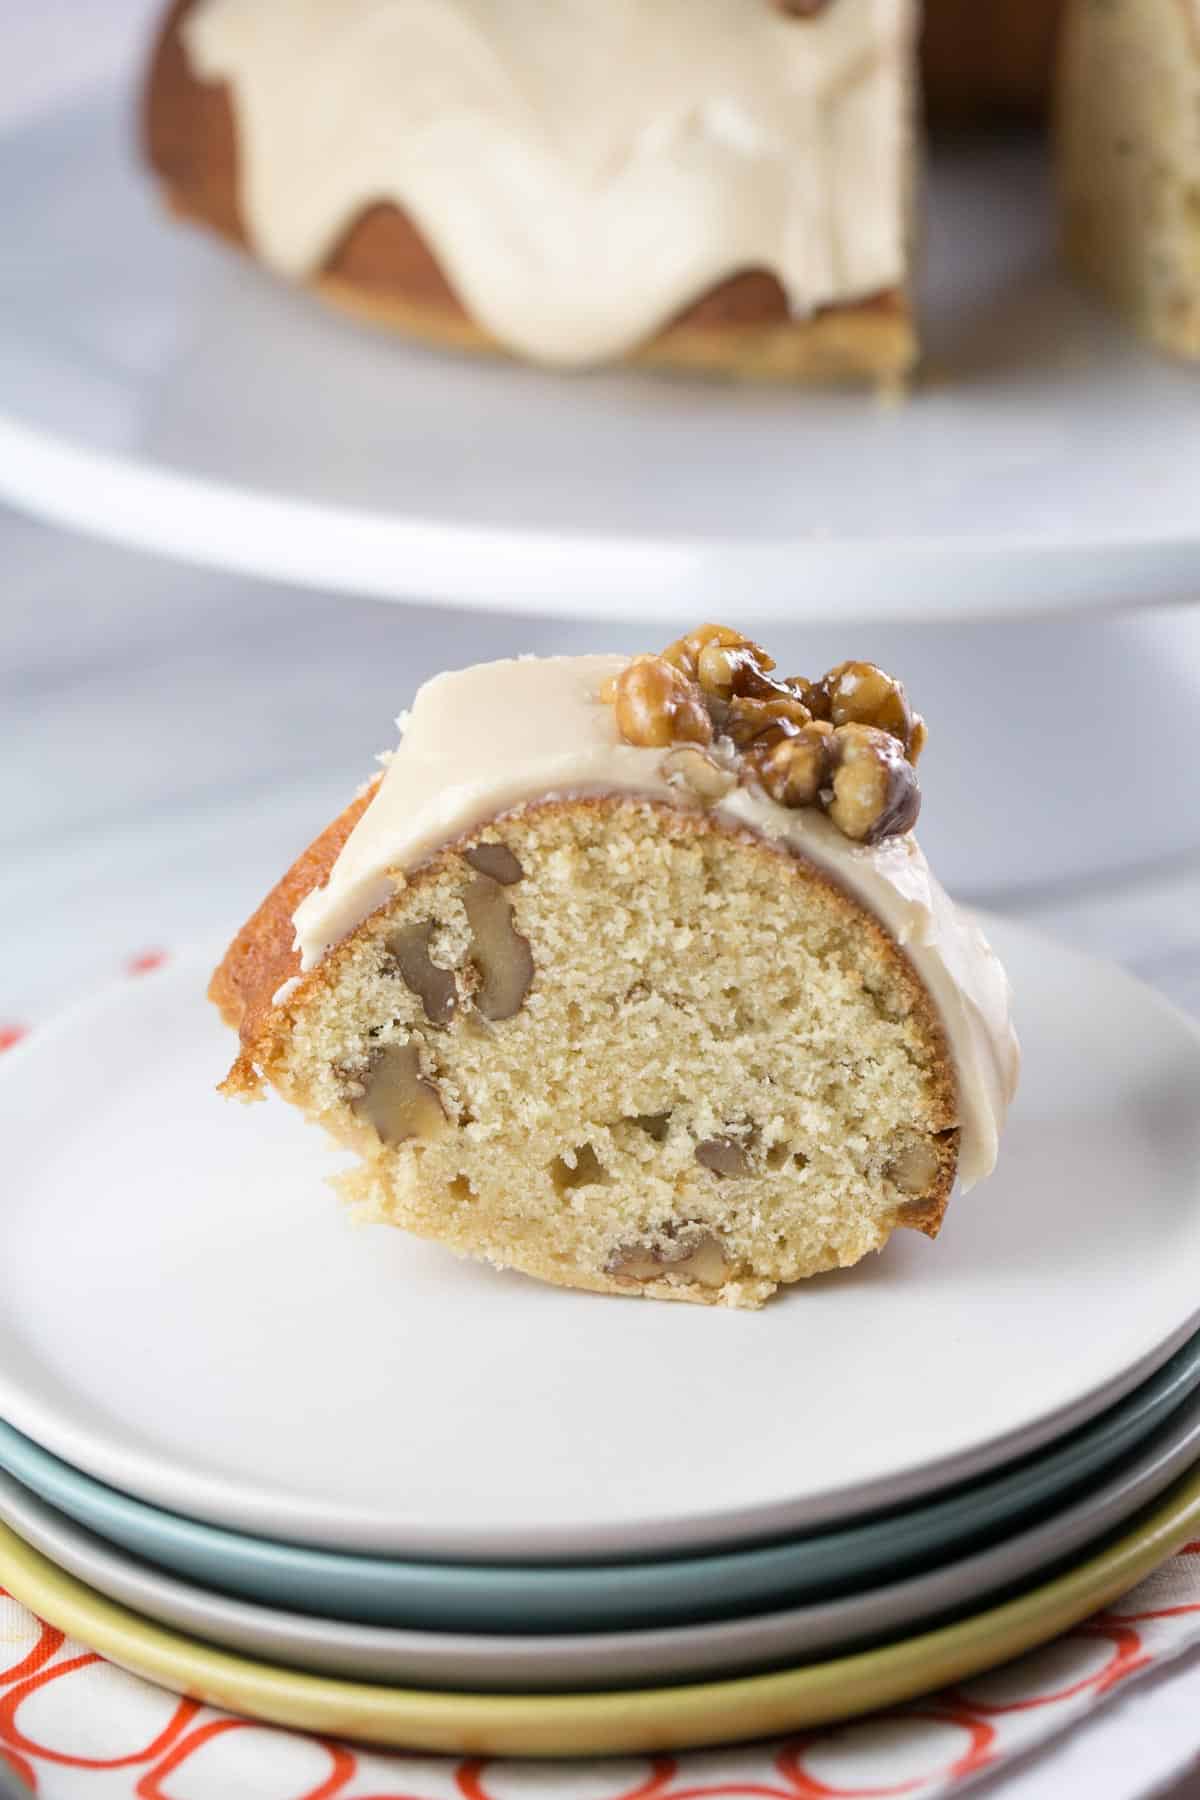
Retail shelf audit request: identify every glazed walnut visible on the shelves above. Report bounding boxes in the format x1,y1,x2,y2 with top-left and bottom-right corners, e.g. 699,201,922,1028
603,625,924,844
814,661,925,763
749,724,833,808
611,656,713,749
660,624,764,680
659,746,737,805
724,694,814,749
827,724,921,845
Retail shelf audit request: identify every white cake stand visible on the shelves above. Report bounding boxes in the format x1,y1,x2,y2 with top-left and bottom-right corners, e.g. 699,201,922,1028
2,9,1200,622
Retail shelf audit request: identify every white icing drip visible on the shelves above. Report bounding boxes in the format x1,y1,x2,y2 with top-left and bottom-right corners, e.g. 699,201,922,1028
292,655,1019,1192
181,0,915,366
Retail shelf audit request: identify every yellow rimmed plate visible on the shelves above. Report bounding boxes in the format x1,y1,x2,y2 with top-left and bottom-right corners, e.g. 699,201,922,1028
2,1466,1199,1757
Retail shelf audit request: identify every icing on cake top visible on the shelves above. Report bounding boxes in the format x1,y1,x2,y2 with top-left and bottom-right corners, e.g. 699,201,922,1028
291,653,1019,1190
182,0,915,365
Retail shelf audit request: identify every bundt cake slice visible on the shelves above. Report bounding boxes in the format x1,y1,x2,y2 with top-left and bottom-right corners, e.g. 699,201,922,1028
211,628,1018,1310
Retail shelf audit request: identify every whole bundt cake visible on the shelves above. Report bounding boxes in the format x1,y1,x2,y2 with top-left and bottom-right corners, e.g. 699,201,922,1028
144,0,1200,376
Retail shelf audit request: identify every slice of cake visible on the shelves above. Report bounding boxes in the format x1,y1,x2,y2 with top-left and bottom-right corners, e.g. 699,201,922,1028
211,627,1018,1309
143,0,920,382
1059,0,1200,361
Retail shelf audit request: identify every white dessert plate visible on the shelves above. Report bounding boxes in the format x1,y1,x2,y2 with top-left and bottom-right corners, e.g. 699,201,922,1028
3,38,1200,619
5,1329,1200,1631
3,1386,1200,1691
1,920,1199,1562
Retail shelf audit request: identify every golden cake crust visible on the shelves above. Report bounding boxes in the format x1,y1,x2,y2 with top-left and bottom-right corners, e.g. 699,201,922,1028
208,778,379,1055
142,0,917,383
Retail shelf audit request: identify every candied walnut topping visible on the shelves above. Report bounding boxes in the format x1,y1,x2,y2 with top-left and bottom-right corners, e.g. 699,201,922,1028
815,661,921,761
612,656,712,749
603,624,924,844
659,746,737,806
827,724,920,845
660,623,754,680
748,724,833,809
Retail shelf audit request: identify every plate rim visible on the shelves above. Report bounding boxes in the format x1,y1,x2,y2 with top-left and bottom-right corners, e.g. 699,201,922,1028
3,924,1200,1560
0,1465,1198,1754
3,1321,1200,1632
3,1382,1200,1691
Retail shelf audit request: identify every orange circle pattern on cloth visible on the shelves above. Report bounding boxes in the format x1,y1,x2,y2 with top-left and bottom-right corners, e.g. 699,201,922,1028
3,1548,1200,1796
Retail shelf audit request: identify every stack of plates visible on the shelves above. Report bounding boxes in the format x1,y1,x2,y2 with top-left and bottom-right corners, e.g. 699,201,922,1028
2,915,1200,1754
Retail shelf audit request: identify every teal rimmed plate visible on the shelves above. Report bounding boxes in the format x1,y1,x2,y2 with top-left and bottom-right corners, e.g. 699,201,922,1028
2,1326,1199,1633
3,1465,1200,1752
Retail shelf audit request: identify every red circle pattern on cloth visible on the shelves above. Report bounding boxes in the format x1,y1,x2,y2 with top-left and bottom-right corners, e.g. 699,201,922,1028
2,1548,1200,1796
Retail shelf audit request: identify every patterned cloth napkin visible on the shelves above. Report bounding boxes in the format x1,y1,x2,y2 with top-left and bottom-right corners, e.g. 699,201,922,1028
4,962,1200,1800
2,1549,1200,1800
